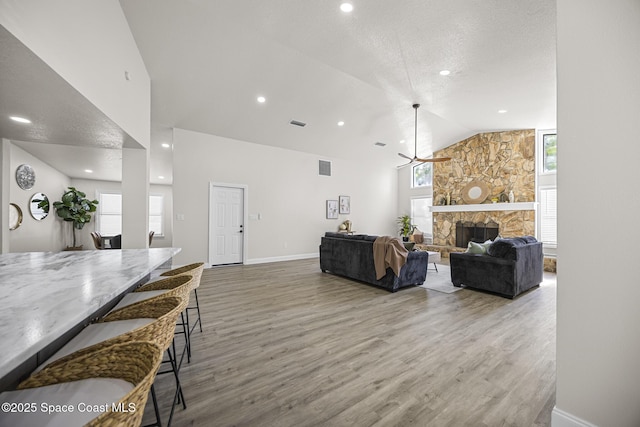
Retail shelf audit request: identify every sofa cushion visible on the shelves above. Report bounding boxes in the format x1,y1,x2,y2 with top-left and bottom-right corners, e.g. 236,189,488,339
487,236,538,259
324,232,377,241
325,232,343,238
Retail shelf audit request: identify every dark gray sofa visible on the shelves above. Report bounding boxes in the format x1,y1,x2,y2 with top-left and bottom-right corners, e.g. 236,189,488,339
450,236,543,299
319,232,429,292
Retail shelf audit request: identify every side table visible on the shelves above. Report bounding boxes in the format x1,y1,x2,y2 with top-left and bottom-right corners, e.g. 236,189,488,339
426,251,441,272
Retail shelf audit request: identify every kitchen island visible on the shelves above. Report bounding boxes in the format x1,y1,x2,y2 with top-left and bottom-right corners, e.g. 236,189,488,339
0,247,180,390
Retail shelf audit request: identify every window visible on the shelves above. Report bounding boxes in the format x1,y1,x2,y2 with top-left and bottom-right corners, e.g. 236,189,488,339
539,187,557,246
98,193,122,236
412,163,432,188
411,197,433,240
542,132,557,173
148,195,164,235
97,193,164,236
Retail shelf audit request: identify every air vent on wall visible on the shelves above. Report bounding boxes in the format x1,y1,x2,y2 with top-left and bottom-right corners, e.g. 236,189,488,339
290,120,307,127
319,160,331,176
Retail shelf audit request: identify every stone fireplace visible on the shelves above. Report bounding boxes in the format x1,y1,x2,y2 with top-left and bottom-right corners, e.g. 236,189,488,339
430,130,537,248
456,220,499,248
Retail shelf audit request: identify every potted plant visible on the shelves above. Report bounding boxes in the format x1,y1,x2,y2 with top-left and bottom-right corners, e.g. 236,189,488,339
397,215,414,242
53,187,99,250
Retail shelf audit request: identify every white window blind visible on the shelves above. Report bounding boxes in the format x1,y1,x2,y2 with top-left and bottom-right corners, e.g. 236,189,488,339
149,195,164,235
411,197,433,239
540,187,557,246
97,193,164,236
98,193,122,236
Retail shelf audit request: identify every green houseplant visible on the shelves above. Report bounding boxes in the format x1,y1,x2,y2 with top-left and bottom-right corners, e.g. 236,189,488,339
397,215,414,241
53,187,99,249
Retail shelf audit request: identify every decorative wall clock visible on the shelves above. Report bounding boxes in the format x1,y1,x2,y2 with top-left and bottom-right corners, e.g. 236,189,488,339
16,164,36,190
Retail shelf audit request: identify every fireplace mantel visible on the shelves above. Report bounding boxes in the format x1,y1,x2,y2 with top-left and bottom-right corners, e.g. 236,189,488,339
430,202,538,213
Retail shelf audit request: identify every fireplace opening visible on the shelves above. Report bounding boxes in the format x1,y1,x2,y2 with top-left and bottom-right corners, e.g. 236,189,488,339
455,220,499,248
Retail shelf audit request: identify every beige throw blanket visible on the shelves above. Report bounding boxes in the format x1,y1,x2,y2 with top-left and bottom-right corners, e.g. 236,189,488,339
373,236,409,280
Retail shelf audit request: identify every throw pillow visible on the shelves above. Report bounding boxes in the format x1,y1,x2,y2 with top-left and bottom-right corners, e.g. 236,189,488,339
467,241,485,254
466,240,493,254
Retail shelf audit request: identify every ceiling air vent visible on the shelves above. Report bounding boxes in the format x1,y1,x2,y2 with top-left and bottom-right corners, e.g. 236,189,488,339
290,120,307,127
374,141,386,147
319,160,331,176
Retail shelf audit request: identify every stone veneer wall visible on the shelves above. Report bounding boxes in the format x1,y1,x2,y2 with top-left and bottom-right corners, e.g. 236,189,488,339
432,129,536,247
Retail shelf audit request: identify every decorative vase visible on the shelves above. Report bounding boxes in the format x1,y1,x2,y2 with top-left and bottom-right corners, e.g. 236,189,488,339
508,190,515,203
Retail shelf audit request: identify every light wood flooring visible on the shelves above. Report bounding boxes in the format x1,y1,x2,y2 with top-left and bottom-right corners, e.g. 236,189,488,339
144,259,556,427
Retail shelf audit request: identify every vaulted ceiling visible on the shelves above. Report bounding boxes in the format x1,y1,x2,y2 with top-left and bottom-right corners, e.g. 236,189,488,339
4,1,556,183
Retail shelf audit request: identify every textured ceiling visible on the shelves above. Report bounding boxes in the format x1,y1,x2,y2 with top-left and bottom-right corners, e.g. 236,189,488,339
2,1,556,183
121,0,556,174
0,25,147,183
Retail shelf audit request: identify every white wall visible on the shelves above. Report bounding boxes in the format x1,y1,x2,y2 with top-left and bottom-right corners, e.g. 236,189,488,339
0,0,150,148
9,144,69,252
554,1,640,426
172,128,398,266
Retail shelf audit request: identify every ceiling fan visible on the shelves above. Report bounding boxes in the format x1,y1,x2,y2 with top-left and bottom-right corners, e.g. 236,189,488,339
398,103,451,164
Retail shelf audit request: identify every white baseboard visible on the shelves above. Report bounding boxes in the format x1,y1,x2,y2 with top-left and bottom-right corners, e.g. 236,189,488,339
245,253,319,265
552,407,598,427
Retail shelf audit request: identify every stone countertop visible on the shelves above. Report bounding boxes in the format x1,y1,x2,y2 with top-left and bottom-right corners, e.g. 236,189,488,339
0,248,180,380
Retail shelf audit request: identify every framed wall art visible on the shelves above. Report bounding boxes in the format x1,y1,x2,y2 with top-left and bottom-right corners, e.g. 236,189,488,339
326,200,338,219
339,195,350,214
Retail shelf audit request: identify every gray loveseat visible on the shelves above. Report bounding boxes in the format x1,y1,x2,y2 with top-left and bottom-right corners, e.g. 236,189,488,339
319,232,429,292
450,236,543,298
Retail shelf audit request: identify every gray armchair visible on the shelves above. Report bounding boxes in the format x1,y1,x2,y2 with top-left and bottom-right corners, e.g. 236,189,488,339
450,236,543,298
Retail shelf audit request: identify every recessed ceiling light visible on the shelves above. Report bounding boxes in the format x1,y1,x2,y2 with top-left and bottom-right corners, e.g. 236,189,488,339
400,139,406,144
10,116,31,124
439,70,451,76
340,3,353,13
498,109,508,114
337,121,345,126
84,169,93,174
161,143,170,148
257,96,266,103
158,176,165,180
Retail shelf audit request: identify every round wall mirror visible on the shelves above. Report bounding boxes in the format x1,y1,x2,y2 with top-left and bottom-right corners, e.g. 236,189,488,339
9,203,23,230
29,193,49,221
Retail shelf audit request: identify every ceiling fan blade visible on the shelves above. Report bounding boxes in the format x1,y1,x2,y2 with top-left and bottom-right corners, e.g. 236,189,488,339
397,153,414,161
415,156,452,163
396,159,414,169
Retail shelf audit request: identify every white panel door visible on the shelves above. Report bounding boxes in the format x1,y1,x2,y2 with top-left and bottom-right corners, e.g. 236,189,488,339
209,186,244,265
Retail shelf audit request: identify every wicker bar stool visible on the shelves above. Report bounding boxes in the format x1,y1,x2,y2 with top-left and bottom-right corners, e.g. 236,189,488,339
111,275,193,313
35,295,188,427
120,275,195,370
39,296,186,370
159,262,205,362
0,341,162,427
